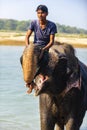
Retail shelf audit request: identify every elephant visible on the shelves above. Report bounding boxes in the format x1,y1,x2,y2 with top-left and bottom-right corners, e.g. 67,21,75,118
21,42,87,130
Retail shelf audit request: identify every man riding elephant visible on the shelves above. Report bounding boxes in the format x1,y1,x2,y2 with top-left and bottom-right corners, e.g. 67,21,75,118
25,5,57,93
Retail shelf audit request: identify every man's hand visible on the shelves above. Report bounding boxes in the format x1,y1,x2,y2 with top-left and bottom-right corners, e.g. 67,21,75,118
26,83,34,94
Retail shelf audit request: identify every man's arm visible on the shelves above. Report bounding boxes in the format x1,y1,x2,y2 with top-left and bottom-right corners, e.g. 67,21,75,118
25,30,33,47
39,34,55,59
43,34,55,51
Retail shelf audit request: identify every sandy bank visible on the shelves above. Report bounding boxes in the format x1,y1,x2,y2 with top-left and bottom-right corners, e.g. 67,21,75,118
0,32,87,48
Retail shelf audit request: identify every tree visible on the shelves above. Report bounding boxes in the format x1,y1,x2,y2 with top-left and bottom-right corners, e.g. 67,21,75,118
4,19,17,30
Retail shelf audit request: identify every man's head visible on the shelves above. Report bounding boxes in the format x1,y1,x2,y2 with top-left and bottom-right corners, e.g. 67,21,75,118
36,5,48,13
36,5,48,21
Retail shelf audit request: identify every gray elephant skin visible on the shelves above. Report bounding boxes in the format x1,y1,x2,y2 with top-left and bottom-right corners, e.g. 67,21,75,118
21,42,87,130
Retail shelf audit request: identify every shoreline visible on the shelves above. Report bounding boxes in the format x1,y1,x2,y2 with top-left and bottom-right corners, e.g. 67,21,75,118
0,31,87,48
0,39,87,48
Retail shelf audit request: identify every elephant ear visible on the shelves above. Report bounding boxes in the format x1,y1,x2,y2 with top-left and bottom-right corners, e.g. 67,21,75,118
66,71,81,92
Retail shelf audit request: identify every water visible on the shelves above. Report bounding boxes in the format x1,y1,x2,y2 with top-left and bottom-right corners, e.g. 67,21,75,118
0,46,87,130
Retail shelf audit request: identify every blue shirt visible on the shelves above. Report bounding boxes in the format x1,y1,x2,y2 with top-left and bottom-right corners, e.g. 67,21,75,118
29,20,57,46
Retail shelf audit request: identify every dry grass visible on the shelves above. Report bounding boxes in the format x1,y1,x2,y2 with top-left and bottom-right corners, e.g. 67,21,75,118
0,40,25,46
0,31,25,46
0,31,87,48
55,37,87,48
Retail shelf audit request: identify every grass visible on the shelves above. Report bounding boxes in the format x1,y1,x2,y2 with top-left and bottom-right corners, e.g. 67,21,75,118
56,33,87,38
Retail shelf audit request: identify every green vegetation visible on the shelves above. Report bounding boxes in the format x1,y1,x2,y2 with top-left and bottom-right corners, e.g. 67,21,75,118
0,19,31,31
56,23,87,34
0,18,87,34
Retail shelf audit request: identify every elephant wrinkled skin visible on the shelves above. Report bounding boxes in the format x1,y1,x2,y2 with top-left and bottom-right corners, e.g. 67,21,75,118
21,42,87,130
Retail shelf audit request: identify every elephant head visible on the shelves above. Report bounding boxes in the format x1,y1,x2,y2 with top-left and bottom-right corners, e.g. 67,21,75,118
22,42,80,96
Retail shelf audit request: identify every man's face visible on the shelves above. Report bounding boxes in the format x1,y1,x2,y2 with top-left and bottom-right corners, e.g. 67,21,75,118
37,10,48,21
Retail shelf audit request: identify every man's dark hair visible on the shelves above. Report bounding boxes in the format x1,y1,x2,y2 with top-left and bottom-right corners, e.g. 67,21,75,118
36,5,48,13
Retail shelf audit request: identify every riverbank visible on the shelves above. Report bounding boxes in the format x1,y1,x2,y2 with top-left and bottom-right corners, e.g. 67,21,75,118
0,31,87,48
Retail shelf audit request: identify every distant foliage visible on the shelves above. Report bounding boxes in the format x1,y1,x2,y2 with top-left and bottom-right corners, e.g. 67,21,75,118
0,19,87,34
56,23,87,34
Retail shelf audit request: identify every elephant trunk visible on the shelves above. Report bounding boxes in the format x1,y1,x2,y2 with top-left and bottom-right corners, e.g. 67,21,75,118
22,43,37,83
